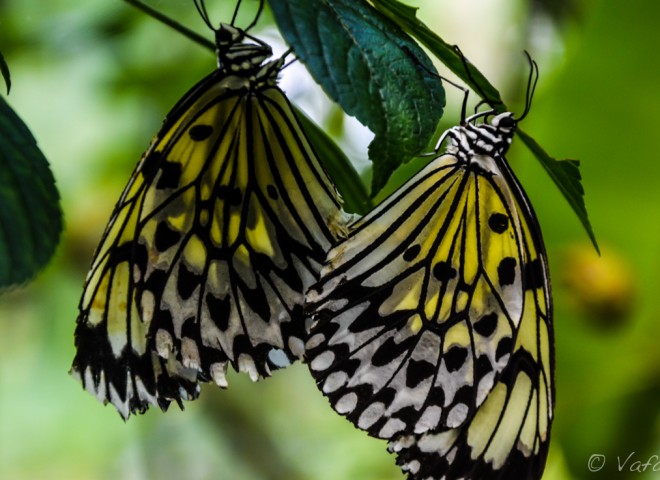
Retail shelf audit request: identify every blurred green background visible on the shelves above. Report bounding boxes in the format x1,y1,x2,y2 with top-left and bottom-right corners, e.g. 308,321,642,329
1,0,658,479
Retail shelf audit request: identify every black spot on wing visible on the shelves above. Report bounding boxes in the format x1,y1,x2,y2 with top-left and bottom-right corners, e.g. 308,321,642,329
433,261,457,282
141,268,167,296
405,359,435,389
488,213,509,233
205,292,231,331
495,336,513,360
427,385,445,407
157,160,182,189
444,346,468,372
177,263,199,300
403,244,421,262
453,386,473,407
368,386,397,412
245,280,271,323
140,150,162,184
188,124,213,141
337,357,362,379
371,336,417,368
497,257,517,286
474,312,497,337
154,222,181,252
132,243,149,274
217,185,242,206
267,184,279,200
524,258,546,290
390,404,419,427
475,354,493,377
399,244,423,263
180,316,196,338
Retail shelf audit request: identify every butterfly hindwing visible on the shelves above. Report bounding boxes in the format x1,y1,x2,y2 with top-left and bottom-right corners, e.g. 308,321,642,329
71,24,347,418
305,113,553,479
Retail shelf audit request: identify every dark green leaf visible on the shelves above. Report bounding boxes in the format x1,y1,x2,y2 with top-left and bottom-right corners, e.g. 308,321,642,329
0,97,63,287
370,0,502,107
517,129,599,253
0,52,10,95
296,108,373,215
269,0,445,194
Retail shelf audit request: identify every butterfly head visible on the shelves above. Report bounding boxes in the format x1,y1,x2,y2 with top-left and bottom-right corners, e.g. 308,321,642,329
481,111,517,151
215,24,273,76
445,111,517,162
490,111,517,132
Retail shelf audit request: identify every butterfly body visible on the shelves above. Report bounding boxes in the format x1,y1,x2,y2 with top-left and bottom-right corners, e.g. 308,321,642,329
72,22,347,418
306,112,553,479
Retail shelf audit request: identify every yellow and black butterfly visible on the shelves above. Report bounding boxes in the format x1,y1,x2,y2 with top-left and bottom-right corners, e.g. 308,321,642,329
305,66,553,478
71,0,348,419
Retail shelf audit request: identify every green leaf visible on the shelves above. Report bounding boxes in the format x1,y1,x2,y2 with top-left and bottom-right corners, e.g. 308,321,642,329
295,108,373,215
517,129,599,253
0,52,10,95
269,0,445,194
0,96,62,287
370,0,502,106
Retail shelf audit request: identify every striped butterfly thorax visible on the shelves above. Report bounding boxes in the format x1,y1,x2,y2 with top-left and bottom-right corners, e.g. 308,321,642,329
71,7,348,419
305,111,553,479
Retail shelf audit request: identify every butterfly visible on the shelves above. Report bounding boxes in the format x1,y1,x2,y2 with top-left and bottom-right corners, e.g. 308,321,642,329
71,0,348,419
304,76,554,478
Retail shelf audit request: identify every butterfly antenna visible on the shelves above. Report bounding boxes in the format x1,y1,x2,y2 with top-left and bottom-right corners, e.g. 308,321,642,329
230,0,242,26
244,0,265,32
194,0,214,31
124,0,215,51
454,45,504,112
281,49,297,70
516,51,539,122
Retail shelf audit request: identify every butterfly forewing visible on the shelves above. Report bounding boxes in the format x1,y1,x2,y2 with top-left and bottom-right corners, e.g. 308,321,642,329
72,24,347,418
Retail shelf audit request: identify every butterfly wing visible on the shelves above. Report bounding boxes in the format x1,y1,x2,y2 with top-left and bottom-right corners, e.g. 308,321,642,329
390,164,553,478
71,126,201,418
140,81,346,380
305,151,552,478
72,65,347,417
